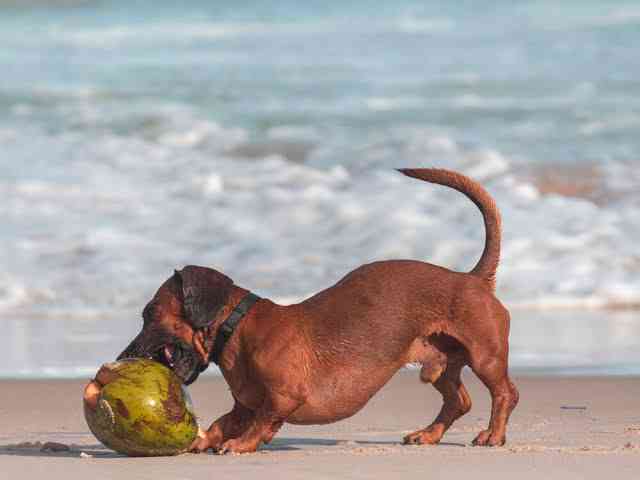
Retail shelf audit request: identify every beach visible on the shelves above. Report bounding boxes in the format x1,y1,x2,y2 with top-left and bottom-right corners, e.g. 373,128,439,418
2,372,639,479
2,1,640,477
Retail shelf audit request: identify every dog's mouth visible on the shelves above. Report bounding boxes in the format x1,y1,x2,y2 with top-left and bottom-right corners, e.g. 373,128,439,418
161,344,177,369
118,336,207,386
147,343,178,370
150,341,206,385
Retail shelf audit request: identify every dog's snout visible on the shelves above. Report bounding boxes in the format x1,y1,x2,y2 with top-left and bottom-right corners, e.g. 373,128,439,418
116,331,148,360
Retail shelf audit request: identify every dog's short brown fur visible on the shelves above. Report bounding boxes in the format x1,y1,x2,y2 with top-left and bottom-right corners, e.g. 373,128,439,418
109,168,519,454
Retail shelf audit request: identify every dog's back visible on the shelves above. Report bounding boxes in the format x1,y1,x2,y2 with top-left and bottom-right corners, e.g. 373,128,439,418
285,169,515,432
301,167,505,346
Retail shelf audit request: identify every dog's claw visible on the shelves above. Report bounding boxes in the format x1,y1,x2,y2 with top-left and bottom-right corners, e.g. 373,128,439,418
403,427,442,446
188,438,208,453
217,440,235,455
472,429,505,447
189,428,218,453
217,438,259,455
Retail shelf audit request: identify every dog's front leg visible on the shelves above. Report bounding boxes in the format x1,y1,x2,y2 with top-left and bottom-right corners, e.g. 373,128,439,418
218,392,301,454
190,401,254,453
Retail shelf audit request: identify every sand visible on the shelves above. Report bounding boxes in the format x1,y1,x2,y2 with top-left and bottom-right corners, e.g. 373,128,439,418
1,372,639,479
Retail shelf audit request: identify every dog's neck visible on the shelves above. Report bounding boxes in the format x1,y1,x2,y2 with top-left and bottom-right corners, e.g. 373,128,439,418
206,287,261,365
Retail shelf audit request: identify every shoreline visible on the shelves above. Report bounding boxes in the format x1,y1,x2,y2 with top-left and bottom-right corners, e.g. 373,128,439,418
3,308,639,380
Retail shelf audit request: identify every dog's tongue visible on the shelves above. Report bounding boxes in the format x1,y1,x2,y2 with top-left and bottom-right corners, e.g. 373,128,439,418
164,345,176,367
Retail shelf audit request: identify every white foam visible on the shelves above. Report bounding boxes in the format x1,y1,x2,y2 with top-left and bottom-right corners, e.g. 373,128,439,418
267,125,321,142
395,16,454,33
540,7,640,30
200,174,225,196
158,120,247,149
0,282,29,310
423,136,458,154
2,110,640,321
43,20,371,49
460,149,510,180
46,22,274,48
366,96,425,111
579,114,640,136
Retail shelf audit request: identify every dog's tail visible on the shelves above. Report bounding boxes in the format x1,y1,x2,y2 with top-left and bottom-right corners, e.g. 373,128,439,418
397,168,501,291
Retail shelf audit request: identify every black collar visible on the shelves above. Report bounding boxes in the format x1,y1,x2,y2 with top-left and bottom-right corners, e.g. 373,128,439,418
210,292,261,365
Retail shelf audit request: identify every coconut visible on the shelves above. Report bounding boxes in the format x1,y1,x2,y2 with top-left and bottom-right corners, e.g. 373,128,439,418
83,358,198,456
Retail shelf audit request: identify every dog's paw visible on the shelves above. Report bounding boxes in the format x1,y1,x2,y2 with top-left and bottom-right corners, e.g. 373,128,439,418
471,429,505,447
217,438,259,455
403,427,443,445
189,428,221,453
189,438,210,453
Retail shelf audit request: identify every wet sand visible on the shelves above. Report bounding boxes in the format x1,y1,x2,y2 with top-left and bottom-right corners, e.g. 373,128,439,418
1,372,639,479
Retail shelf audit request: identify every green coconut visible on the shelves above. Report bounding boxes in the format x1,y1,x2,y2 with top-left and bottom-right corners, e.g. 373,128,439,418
83,358,198,456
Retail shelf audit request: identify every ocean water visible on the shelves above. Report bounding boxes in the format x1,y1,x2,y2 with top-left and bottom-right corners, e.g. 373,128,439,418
1,0,639,377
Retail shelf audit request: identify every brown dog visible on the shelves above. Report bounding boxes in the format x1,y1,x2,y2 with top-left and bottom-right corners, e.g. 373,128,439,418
111,168,519,454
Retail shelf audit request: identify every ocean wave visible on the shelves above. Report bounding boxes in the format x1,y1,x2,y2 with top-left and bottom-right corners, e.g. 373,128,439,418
534,6,640,30
366,96,426,112
395,16,454,34
10,13,458,50
2,121,640,316
45,22,289,47
38,20,388,48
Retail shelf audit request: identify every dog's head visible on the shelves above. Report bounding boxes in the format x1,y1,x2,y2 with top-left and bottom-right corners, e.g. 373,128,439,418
117,265,233,385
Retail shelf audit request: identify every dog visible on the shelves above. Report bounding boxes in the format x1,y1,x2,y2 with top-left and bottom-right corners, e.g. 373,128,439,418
108,168,519,454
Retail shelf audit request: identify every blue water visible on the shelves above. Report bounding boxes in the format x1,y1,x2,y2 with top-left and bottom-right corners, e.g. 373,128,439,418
3,1,640,170
1,0,639,377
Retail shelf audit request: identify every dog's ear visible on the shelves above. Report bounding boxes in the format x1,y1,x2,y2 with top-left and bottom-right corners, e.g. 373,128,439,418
174,266,233,329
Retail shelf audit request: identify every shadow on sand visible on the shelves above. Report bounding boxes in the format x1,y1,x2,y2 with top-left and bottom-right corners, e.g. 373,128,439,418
0,437,466,458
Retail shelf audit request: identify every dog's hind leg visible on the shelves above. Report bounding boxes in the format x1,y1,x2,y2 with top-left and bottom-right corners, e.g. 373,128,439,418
466,313,519,447
404,349,471,445
469,351,519,446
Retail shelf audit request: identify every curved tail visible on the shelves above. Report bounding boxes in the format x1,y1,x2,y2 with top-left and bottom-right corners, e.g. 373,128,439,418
398,168,501,291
